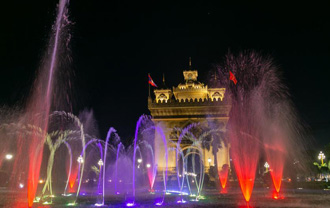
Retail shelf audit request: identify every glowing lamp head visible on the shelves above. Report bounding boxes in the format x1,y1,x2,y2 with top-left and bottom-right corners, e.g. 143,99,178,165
146,163,151,168
137,158,142,163
318,151,325,160
98,159,104,166
5,154,13,160
19,183,24,188
264,162,270,168
77,155,84,164
208,158,212,163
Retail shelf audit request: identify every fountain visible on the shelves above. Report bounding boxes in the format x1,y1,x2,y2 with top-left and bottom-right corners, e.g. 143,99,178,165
0,0,309,206
217,51,305,204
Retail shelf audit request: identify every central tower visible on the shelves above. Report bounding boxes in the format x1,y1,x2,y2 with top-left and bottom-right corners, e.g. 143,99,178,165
148,60,231,174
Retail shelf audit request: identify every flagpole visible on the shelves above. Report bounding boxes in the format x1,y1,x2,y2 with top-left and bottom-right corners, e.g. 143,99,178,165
148,73,151,97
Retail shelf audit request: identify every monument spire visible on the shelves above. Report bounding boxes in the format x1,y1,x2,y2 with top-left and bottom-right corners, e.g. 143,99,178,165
189,57,192,69
163,73,166,85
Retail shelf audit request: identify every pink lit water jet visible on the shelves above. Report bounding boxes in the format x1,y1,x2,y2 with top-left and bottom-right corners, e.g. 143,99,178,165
23,0,71,206
217,51,287,202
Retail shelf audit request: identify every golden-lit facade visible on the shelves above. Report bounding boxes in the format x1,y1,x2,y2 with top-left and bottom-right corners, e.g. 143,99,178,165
148,65,231,174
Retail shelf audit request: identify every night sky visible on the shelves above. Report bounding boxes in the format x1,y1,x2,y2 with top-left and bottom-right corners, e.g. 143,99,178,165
0,1,329,146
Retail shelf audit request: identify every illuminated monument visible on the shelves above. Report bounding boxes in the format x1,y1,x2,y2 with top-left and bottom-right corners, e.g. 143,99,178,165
148,59,231,174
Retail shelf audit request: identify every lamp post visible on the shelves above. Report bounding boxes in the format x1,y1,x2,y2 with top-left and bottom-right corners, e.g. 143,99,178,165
264,162,269,172
137,158,142,168
318,151,325,165
98,159,104,167
208,158,212,173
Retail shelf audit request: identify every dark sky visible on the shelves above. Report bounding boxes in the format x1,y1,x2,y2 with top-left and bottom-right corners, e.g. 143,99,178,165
0,1,329,146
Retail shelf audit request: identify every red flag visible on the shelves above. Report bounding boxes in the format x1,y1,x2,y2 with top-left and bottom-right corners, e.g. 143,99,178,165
229,71,237,85
148,74,158,87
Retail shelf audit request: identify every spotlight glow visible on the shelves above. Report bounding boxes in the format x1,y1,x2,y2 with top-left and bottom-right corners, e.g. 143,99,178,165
5,154,13,160
176,199,186,204
67,202,77,206
272,191,284,200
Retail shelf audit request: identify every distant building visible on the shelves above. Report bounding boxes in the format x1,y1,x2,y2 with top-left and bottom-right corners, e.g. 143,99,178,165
148,59,231,174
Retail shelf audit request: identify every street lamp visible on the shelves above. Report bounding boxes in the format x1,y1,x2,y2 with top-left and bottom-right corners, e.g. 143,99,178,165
318,151,325,165
5,154,13,160
146,163,151,168
137,158,142,168
77,155,84,164
98,159,104,167
264,162,269,172
207,158,212,173
208,158,212,165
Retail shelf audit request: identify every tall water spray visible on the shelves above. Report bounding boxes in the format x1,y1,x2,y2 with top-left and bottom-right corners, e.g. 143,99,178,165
22,0,71,206
217,51,303,203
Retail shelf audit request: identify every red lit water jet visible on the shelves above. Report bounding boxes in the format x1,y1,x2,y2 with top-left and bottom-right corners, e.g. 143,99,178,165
218,164,229,190
23,0,70,206
230,131,259,202
67,160,79,192
266,144,285,196
68,170,78,192
25,77,53,207
264,122,288,198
